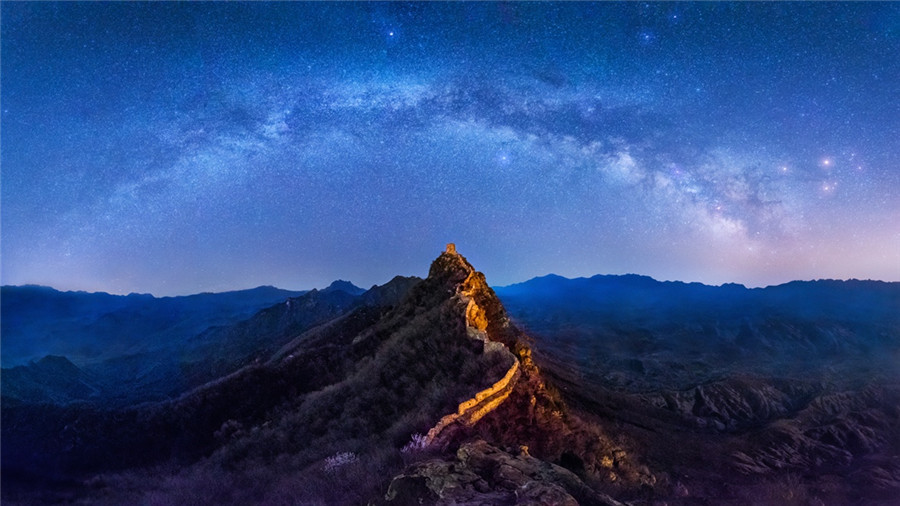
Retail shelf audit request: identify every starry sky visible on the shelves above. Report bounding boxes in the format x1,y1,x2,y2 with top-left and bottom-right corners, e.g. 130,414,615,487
2,2,898,295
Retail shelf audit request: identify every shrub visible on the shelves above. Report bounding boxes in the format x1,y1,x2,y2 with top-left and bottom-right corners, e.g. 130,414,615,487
323,451,358,471
400,433,428,454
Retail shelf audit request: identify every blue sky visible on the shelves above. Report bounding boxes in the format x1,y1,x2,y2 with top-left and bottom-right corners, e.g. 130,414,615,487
2,2,898,295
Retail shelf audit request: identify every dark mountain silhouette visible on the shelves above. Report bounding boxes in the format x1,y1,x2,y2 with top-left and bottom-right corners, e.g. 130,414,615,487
2,281,389,407
321,279,367,296
1,284,307,368
495,274,900,504
494,274,900,387
2,253,899,505
1,279,422,407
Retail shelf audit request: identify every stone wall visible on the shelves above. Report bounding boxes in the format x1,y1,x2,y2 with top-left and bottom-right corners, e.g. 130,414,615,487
421,244,523,446
424,360,520,445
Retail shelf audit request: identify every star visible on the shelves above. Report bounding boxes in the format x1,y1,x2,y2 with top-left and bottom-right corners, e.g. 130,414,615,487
1,1,897,293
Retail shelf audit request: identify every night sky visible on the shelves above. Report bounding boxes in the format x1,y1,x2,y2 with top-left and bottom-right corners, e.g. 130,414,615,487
2,2,898,295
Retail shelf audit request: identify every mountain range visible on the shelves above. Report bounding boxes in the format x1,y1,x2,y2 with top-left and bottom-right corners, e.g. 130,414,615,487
2,246,898,505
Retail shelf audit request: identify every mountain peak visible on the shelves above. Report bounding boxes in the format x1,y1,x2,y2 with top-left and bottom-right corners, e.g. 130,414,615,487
423,244,531,360
321,279,365,295
428,243,476,285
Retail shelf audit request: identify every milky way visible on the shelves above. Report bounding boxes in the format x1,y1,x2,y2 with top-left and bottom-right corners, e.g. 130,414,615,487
2,2,898,294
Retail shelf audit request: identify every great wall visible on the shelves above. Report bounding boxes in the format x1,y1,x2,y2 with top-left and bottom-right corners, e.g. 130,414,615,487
423,244,522,446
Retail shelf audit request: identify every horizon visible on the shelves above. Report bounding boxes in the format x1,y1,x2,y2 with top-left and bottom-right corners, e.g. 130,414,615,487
2,3,898,295
4,261,896,299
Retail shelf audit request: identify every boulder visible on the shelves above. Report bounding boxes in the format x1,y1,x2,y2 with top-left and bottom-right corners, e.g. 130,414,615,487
385,440,625,506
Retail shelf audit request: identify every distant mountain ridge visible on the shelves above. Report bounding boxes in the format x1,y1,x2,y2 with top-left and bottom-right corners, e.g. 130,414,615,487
320,279,366,295
0,284,309,368
494,272,900,386
0,279,399,406
496,273,899,327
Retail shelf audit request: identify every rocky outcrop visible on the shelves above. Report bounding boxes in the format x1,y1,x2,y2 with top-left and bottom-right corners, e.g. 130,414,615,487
385,440,626,506
730,385,900,475
641,377,821,432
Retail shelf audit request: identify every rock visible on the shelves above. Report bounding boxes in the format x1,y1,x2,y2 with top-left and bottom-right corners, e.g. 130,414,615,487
517,480,579,506
384,473,440,505
385,440,626,506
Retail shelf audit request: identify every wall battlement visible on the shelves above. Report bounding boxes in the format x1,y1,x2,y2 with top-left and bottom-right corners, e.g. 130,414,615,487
424,359,520,445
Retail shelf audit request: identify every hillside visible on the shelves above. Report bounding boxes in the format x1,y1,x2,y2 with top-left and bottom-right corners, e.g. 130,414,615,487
0,281,387,405
0,284,308,368
496,274,900,504
2,248,530,503
3,251,899,505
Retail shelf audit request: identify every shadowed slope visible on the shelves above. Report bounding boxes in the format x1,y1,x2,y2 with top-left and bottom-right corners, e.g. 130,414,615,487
2,249,524,505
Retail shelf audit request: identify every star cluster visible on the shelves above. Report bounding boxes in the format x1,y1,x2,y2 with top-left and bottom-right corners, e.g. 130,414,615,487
2,2,898,294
